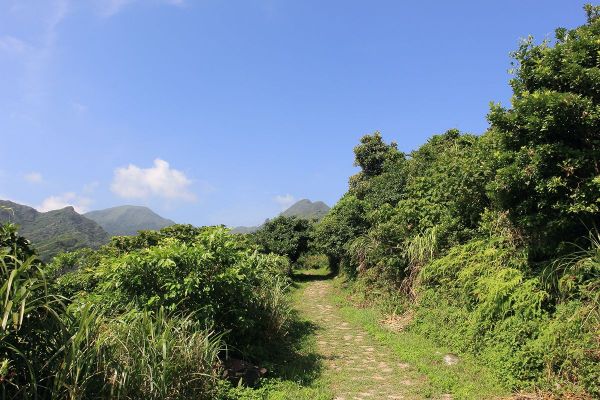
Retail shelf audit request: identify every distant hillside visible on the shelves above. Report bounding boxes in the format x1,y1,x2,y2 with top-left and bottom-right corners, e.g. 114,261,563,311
231,199,330,234
280,199,330,219
230,225,261,234
85,205,175,236
0,200,110,261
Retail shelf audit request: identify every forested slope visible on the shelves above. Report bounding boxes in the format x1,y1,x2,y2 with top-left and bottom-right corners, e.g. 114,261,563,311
0,200,109,260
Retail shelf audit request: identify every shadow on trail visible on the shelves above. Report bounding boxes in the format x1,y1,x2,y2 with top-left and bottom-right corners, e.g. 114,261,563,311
238,270,334,387
245,309,324,385
292,270,336,282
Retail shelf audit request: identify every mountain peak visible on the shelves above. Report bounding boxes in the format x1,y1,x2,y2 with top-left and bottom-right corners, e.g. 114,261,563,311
280,199,330,219
231,198,330,234
0,199,109,261
84,205,175,236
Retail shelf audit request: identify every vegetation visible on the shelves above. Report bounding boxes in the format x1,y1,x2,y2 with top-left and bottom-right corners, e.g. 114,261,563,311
312,7,600,397
0,223,294,398
1,4,599,399
252,216,313,263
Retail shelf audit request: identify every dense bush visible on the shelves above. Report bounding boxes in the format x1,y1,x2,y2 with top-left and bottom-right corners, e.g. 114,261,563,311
1,224,293,398
316,6,600,397
252,216,313,264
55,226,292,351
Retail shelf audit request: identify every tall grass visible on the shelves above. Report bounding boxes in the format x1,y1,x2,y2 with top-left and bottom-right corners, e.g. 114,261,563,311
543,230,600,313
401,226,439,298
0,250,64,399
51,308,223,400
257,275,292,336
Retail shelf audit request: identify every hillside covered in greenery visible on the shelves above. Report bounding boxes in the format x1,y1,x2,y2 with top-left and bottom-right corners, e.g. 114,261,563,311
280,199,330,220
0,200,110,260
231,199,330,234
84,205,176,236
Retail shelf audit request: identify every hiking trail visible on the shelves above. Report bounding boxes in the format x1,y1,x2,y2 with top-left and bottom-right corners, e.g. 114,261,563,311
295,279,443,400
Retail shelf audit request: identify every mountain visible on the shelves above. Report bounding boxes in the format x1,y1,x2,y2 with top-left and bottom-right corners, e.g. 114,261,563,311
84,205,175,236
0,200,110,261
230,225,261,234
280,199,330,219
231,199,330,234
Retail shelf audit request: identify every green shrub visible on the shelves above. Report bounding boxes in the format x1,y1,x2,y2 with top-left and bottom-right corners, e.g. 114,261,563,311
295,254,328,270
56,227,292,352
414,233,599,395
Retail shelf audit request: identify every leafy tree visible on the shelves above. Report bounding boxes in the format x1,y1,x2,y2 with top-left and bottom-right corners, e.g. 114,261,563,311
253,216,313,263
488,6,600,256
313,194,369,274
350,137,407,209
352,131,398,177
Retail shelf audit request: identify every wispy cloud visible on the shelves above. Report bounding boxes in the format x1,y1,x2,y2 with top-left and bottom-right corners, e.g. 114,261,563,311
0,35,30,54
111,158,196,202
274,194,295,210
97,0,185,17
38,192,91,213
83,181,100,194
24,172,43,184
1,0,70,105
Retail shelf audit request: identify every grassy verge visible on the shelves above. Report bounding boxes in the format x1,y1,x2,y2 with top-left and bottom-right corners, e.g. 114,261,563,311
331,278,510,400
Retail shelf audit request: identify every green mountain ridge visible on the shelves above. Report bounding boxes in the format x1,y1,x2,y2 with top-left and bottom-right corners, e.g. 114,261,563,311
0,200,110,261
231,199,330,233
84,205,176,236
280,199,330,219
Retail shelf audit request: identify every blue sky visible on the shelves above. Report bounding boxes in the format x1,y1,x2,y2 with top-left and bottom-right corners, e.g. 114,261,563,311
0,0,590,226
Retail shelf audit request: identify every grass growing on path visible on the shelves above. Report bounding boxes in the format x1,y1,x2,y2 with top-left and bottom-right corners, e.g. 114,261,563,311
330,278,510,399
298,279,431,399
228,268,509,399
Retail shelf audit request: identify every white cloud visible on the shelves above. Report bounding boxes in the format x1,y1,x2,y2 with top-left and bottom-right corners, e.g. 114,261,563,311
111,158,196,202
38,192,91,213
24,172,43,183
98,0,135,16
274,194,295,210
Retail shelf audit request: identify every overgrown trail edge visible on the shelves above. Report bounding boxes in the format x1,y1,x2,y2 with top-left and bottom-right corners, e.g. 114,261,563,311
296,280,436,400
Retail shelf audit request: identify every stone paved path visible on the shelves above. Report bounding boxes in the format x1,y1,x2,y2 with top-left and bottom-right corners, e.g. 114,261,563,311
296,280,429,400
